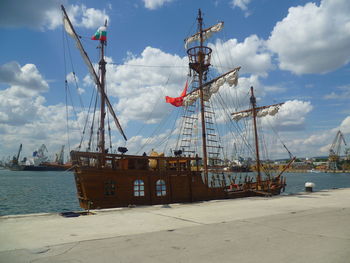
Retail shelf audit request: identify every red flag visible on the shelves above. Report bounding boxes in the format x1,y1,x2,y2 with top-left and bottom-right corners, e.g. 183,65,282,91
165,80,188,107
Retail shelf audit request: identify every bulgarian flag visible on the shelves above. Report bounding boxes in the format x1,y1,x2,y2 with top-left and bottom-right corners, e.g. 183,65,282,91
91,26,107,41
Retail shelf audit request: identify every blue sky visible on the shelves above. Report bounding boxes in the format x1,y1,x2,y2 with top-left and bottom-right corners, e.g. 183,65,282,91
0,0,350,161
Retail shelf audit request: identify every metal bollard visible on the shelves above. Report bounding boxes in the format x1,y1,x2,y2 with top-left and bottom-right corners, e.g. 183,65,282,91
305,182,315,192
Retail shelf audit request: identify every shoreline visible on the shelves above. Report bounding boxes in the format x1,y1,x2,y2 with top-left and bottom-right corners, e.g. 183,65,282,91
285,169,350,173
1,188,350,262
0,188,343,219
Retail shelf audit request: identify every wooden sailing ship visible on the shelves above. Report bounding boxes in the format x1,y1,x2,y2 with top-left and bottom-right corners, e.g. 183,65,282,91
62,6,294,210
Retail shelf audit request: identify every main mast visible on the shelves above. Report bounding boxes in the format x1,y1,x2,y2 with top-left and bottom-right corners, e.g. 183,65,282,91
197,10,209,184
185,9,213,185
98,20,107,154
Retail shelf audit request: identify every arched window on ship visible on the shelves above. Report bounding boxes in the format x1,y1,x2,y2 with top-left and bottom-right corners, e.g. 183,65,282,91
104,180,116,196
134,179,145,197
156,179,166,196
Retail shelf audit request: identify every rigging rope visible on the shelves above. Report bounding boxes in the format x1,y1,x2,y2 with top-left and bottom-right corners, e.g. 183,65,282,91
62,26,71,154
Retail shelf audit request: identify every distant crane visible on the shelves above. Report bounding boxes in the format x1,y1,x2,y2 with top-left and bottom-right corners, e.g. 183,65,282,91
54,145,65,164
12,143,22,166
328,130,347,170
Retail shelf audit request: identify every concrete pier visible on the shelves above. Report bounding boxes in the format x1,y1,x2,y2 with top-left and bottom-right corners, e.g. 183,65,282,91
1,188,350,263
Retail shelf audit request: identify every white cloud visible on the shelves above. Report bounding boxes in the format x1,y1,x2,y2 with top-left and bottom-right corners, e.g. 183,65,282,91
66,72,85,94
0,1,109,30
263,100,313,131
0,0,61,29
0,60,84,158
267,0,350,74
0,88,45,125
0,102,82,159
338,116,350,134
66,72,78,84
0,61,49,127
142,0,174,10
286,132,332,158
285,120,350,158
209,35,273,76
264,85,286,94
0,61,49,94
69,4,110,29
103,47,187,124
83,75,93,87
324,85,350,100
230,0,252,17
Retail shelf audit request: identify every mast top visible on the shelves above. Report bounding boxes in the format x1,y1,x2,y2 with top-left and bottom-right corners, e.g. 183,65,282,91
198,9,202,22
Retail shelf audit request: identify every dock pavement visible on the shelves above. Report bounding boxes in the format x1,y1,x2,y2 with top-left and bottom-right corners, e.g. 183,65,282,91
1,188,350,263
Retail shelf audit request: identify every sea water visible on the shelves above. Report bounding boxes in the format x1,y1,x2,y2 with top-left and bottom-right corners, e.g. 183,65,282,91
0,169,82,216
0,169,349,216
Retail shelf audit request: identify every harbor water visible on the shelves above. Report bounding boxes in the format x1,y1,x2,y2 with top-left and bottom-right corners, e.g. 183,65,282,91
0,169,349,216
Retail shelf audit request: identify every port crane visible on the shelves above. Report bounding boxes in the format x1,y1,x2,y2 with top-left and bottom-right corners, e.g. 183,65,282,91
328,130,347,170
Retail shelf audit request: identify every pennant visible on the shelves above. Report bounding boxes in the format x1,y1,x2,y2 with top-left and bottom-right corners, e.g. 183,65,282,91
165,80,188,107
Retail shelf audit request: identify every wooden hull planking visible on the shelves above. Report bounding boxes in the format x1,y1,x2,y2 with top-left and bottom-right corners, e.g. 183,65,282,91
71,151,285,210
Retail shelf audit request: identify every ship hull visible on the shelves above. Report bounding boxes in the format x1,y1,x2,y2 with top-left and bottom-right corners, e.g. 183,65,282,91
71,151,285,210
22,165,70,171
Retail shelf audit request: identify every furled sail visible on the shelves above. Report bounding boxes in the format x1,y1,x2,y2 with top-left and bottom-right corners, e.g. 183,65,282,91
61,5,127,141
232,111,252,121
183,67,239,106
185,22,224,49
232,104,283,121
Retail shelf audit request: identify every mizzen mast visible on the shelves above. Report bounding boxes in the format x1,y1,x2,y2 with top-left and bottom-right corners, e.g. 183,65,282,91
231,86,284,186
250,87,262,185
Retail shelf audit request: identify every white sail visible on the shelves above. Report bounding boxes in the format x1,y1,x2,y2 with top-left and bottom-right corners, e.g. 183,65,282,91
225,70,238,87
257,108,269,117
204,67,239,101
182,67,239,106
268,106,280,116
232,111,252,121
63,16,100,87
185,22,224,49
232,112,243,121
183,91,200,106
63,17,75,37
232,105,282,121
62,6,127,141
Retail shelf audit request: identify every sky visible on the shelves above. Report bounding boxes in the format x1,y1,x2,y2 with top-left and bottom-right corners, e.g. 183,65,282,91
0,0,350,161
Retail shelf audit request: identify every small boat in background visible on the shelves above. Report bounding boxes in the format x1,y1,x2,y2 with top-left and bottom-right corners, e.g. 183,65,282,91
307,169,321,173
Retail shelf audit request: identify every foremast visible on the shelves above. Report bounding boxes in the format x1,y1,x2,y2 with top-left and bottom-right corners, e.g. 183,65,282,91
98,21,107,154
61,5,127,158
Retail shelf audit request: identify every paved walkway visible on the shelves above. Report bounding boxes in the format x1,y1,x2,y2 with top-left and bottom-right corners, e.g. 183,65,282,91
1,188,350,262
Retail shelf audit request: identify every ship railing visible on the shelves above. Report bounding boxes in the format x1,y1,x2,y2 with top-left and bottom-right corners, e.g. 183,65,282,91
70,150,202,172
